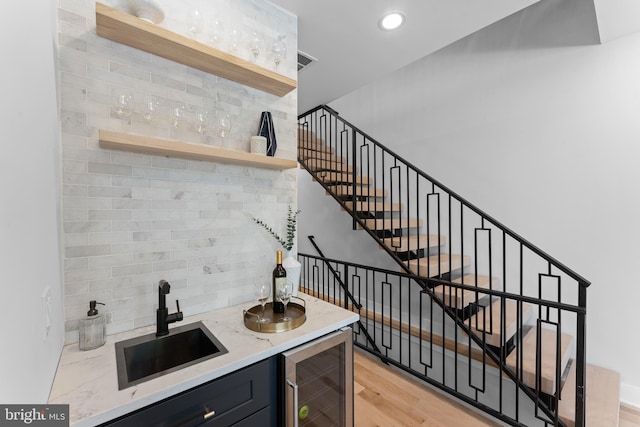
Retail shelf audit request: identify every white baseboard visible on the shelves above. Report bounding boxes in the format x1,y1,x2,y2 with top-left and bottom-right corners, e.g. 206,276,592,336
620,382,640,408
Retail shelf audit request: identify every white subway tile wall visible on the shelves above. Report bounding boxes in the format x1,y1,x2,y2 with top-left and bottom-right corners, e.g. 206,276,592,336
58,0,298,343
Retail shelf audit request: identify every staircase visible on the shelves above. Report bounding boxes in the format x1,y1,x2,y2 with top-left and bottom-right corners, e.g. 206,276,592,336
297,106,621,427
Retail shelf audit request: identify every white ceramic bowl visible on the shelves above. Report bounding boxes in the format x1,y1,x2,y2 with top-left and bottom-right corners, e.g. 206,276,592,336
126,0,164,24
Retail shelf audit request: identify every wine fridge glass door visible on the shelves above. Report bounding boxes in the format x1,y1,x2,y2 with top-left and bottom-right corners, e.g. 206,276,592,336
283,328,353,427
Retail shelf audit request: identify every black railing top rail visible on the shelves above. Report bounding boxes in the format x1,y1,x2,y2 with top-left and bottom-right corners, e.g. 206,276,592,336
299,105,591,288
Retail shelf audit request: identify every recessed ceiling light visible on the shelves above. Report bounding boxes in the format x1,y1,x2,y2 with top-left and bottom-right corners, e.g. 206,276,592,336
379,11,405,31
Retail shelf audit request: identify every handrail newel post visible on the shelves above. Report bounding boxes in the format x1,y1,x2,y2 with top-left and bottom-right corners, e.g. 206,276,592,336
575,283,587,427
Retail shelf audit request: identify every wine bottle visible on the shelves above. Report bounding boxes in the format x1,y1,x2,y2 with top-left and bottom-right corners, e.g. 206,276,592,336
272,250,286,313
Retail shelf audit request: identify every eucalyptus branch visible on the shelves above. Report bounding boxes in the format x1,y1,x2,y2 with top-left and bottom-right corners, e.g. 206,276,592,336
253,205,301,251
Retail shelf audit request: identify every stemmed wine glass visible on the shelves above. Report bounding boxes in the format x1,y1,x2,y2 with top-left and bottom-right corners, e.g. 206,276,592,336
229,27,242,55
112,90,133,119
187,9,204,39
217,112,231,138
143,96,159,123
271,37,286,70
278,280,293,322
172,104,185,129
194,110,208,134
255,283,271,324
208,19,225,47
248,30,264,62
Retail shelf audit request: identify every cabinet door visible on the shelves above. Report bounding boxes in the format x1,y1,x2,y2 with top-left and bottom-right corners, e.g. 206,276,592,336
102,358,276,427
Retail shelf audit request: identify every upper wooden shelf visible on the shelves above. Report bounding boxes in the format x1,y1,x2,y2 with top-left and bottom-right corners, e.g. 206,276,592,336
99,130,298,170
95,3,297,97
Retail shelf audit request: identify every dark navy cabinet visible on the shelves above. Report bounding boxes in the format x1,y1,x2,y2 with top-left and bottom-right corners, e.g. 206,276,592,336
101,357,277,427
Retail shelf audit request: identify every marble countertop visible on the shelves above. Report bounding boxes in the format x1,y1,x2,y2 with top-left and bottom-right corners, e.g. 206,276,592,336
48,296,359,426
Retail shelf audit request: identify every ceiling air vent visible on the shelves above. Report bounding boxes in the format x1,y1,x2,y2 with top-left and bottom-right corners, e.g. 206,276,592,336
298,51,318,72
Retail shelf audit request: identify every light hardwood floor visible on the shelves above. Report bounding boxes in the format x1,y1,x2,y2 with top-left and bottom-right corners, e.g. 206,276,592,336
620,404,640,427
354,349,500,427
354,349,640,427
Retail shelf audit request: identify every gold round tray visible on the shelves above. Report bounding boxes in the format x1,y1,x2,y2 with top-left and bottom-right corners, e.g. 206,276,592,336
243,297,306,333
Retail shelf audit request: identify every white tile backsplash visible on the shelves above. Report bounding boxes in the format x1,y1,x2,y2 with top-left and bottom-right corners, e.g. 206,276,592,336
58,0,297,343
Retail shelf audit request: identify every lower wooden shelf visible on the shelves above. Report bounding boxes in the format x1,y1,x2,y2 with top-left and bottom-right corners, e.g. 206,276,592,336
98,130,298,170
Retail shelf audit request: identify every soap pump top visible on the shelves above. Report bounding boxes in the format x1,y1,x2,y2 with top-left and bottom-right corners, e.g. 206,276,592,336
87,300,104,316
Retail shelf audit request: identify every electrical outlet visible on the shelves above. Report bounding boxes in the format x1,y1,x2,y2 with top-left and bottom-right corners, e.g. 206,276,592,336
42,286,51,340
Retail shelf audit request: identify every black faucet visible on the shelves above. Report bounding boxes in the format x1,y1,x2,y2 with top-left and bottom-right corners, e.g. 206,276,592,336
156,280,183,337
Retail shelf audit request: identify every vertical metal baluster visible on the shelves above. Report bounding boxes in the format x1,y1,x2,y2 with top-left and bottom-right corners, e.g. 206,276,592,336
575,284,587,427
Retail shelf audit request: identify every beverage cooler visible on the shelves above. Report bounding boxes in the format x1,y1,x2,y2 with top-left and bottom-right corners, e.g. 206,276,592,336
282,328,353,427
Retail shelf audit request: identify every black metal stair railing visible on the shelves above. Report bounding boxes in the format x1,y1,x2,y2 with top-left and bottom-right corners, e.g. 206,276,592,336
297,105,590,427
298,252,586,427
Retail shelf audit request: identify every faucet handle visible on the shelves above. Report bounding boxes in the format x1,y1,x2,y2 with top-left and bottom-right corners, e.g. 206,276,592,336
175,299,184,322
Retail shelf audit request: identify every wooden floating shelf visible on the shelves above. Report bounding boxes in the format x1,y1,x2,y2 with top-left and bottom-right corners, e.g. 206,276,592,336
99,130,298,170
95,3,297,97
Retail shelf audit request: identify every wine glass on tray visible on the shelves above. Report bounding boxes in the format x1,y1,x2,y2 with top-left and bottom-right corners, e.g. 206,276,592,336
278,280,293,322
255,283,271,324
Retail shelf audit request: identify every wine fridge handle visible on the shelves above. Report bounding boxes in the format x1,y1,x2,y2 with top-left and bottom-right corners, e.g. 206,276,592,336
286,379,299,427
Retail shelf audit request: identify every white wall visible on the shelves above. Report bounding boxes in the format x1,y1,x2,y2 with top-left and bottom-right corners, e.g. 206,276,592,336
0,0,65,402
299,0,640,406
594,0,640,42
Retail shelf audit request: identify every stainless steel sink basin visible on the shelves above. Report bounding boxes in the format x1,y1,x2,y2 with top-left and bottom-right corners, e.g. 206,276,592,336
115,321,228,390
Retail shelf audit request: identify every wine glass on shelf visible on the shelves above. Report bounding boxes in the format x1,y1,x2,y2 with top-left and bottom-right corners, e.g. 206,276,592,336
217,112,231,138
187,9,204,39
208,19,225,47
255,283,271,324
271,37,286,71
248,30,264,62
194,109,208,134
112,90,133,119
143,95,159,123
229,27,242,55
278,280,293,322
172,104,185,129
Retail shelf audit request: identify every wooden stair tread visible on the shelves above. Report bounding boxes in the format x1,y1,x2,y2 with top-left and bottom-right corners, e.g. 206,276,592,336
362,217,422,230
298,151,345,162
467,300,533,347
297,127,318,137
317,172,370,185
434,274,497,310
506,326,573,395
558,362,621,427
381,234,445,252
303,160,352,173
299,144,334,154
406,254,471,277
329,185,387,198
297,129,322,144
344,201,402,213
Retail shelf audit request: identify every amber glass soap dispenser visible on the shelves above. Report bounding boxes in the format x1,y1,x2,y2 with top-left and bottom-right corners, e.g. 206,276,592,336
79,300,106,351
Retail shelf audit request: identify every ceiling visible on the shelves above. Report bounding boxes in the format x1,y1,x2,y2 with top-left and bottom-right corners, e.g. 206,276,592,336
269,0,541,113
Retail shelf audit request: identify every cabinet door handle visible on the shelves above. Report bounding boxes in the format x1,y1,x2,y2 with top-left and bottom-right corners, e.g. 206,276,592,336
286,379,299,427
203,410,216,420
